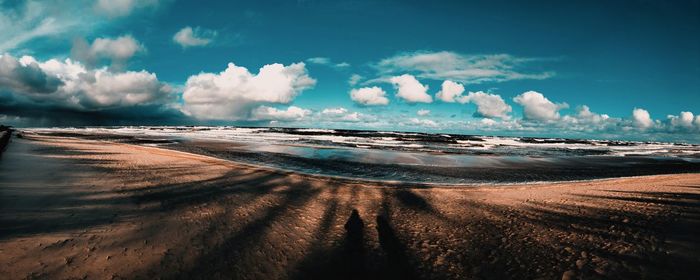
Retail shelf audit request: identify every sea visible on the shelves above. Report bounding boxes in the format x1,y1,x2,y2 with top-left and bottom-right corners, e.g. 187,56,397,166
27,126,700,185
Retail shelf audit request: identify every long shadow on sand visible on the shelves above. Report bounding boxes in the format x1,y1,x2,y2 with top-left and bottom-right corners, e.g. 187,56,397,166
0,140,291,241
3,136,700,279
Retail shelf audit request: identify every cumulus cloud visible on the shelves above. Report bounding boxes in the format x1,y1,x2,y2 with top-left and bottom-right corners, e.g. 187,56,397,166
433,80,510,119
575,105,610,123
417,109,430,116
375,51,555,84
460,105,699,141
0,54,62,94
94,0,159,17
558,105,617,132
320,107,363,122
407,118,438,127
173,26,217,48
479,118,498,126
321,107,348,115
71,35,144,69
632,108,654,130
0,54,173,111
251,106,310,121
349,86,389,106
513,91,568,121
70,70,171,109
668,111,695,129
435,80,465,103
460,91,512,119
182,62,316,120
390,74,432,103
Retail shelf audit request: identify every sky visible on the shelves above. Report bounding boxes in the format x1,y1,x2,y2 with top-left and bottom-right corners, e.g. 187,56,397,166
0,0,699,142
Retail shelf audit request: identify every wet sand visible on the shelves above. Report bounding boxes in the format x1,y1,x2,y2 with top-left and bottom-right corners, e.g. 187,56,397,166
1,134,699,279
31,129,700,184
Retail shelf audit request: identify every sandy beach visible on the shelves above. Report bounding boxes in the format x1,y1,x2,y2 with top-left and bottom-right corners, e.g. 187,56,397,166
1,134,699,279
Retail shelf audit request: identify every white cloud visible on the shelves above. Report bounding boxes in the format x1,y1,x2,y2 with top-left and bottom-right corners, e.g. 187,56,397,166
559,105,617,132
251,106,310,121
0,54,62,94
375,51,554,84
632,108,654,130
682,111,696,127
575,105,610,123
320,107,363,122
433,80,511,119
70,69,171,109
417,109,430,116
306,57,350,69
341,112,362,122
349,86,389,106
0,1,86,52
435,80,465,103
390,74,432,103
182,61,316,120
471,106,696,138
306,57,331,65
321,107,348,115
94,0,159,18
479,118,498,126
72,35,144,69
348,74,363,86
460,91,512,119
173,26,217,48
407,118,438,127
0,54,173,110
668,111,695,129
513,91,568,121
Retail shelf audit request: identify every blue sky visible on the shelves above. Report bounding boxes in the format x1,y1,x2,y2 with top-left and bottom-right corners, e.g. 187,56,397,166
0,0,699,142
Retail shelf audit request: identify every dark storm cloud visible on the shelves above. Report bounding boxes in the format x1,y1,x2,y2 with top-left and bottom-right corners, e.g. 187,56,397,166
0,54,177,126
0,101,190,127
0,55,63,94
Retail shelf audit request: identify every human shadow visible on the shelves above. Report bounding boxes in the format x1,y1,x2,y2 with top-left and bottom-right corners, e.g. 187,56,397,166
376,215,419,280
344,209,367,277
293,208,421,280
292,208,368,280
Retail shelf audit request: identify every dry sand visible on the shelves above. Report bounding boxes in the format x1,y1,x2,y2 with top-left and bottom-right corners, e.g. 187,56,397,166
1,134,699,279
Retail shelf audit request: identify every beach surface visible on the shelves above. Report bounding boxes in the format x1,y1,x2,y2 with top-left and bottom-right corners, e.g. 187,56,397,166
1,134,699,279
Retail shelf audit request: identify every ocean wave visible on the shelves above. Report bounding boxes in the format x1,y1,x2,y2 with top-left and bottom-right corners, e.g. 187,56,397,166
26,126,700,184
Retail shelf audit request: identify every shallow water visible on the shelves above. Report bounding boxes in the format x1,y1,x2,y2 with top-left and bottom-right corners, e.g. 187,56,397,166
28,126,700,185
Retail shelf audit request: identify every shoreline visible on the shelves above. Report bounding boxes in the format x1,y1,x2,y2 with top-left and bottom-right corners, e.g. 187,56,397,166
137,144,700,189
1,134,699,279
24,129,700,186
24,132,700,188
119,141,700,188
